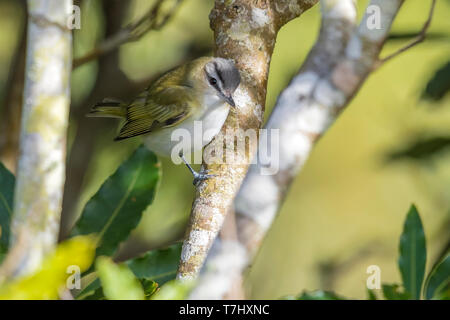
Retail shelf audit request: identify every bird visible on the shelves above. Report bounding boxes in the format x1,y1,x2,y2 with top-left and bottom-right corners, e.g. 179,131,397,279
87,56,241,185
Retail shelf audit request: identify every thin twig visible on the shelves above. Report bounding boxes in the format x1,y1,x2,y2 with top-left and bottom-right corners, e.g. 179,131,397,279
374,0,436,69
72,0,182,69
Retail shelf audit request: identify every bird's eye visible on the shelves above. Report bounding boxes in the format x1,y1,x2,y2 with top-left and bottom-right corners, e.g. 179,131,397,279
209,78,217,85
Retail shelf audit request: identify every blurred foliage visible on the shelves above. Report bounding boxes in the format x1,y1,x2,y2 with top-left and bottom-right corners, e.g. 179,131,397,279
0,236,96,300
71,0,104,106
0,162,14,257
381,283,410,300
0,0,25,108
96,256,145,300
78,243,181,299
387,136,450,163
150,279,194,300
0,146,181,299
126,243,181,284
285,205,449,300
422,60,450,102
284,290,345,300
424,254,450,300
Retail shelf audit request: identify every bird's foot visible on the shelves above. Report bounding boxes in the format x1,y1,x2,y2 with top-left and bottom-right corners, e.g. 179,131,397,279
192,169,216,186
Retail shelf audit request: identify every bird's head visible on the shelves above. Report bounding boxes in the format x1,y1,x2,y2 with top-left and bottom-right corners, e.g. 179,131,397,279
202,57,241,107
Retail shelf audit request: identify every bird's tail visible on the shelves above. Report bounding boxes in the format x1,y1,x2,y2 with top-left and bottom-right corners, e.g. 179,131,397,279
87,98,127,118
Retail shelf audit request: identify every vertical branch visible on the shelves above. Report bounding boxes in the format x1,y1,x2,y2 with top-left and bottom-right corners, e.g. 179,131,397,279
0,0,73,279
0,18,27,173
177,0,318,281
191,0,408,299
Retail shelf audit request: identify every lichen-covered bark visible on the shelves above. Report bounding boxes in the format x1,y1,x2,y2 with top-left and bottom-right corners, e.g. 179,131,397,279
190,0,405,299
0,0,72,280
177,0,318,281
237,0,404,256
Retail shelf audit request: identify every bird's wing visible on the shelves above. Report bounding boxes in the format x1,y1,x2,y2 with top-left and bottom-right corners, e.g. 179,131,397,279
115,85,195,140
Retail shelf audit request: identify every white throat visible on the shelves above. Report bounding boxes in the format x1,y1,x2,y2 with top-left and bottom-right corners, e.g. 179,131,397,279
200,94,230,145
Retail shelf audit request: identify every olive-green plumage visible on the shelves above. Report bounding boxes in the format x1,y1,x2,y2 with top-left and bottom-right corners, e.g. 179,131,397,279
88,57,219,140
88,56,241,184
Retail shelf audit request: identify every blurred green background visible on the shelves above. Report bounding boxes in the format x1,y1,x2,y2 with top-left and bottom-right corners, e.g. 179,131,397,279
0,0,449,299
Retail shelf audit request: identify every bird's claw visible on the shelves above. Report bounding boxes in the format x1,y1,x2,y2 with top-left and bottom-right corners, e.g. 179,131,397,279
192,169,216,186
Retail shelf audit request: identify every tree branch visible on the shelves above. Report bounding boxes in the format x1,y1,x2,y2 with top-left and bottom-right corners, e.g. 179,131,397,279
374,0,436,69
190,0,407,299
72,0,183,69
176,0,318,281
0,0,73,280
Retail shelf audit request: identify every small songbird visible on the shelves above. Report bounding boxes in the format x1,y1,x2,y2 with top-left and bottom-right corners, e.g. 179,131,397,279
88,57,241,185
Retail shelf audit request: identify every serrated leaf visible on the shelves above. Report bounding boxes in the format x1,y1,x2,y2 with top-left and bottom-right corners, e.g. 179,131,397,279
0,162,14,253
126,243,181,285
0,236,96,300
296,290,345,300
96,256,145,300
398,205,427,299
382,284,410,300
424,254,450,300
71,145,160,259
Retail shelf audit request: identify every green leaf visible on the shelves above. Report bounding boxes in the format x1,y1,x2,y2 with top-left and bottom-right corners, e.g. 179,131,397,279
96,256,145,300
296,290,346,300
424,254,450,300
367,289,377,300
0,236,96,300
382,284,410,300
77,243,181,299
150,279,194,300
432,287,450,300
76,277,101,300
71,145,160,259
398,205,427,299
386,136,450,163
81,286,105,300
422,61,450,101
0,162,14,253
126,243,182,285
140,278,158,299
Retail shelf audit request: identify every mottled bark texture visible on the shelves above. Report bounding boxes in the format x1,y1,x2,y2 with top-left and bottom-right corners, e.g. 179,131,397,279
0,0,72,280
190,0,406,299
177,0,318,280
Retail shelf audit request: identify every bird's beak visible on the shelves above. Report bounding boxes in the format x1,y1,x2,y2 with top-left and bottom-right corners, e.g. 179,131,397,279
222,91,236,107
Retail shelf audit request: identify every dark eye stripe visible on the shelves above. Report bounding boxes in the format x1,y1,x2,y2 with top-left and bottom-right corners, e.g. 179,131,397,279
213,62,224,86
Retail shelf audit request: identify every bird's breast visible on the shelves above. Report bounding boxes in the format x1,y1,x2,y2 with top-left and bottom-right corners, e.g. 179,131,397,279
200,102,230,145
143,98,230,158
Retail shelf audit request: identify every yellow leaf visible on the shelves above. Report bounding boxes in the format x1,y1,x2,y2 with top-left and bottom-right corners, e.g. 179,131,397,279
0,236,96,299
